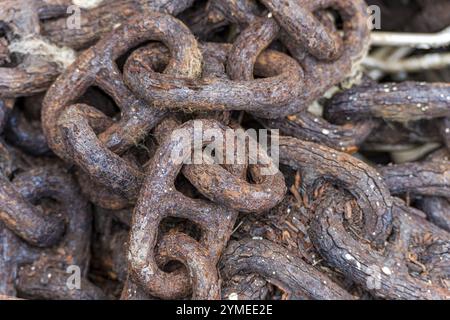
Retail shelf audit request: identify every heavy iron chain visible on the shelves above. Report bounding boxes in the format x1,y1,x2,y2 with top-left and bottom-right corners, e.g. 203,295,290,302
0,0,449,300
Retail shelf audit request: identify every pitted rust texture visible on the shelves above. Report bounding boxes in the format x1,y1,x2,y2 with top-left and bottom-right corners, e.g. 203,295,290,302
0,163,105,299
125,5,366,118
77,170,130,211
124,39,304,119
0,136,39,297
226,17,281,81
121,0,369,120
61,40,286,210
117,114,285,299
309,187,450,300
42,0,196,49
58,103,144,201
153,115,286,213
376,136,450,212
0,0,62,98
325,82,450,123
182,154,286,213
212,0,370,113
179,129,286,213
128,120,244,299
230,192,372,299
278,136,393,245
13,166,105,300
126,42,234,123
127,118,285,299
287,0,370,110
258,0,344,61
260,113,378,153
43,12,201,159
416,150,450,233
0,166,66,247
379,160,450,199
2,0,450,301
129,42,233,124
225,14,375,152
220,238,354,300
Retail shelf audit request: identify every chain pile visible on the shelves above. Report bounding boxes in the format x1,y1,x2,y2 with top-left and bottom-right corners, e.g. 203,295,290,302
0,0,449,300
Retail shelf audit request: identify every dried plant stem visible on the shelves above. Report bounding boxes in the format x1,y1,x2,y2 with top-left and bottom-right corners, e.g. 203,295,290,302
370,27,450,49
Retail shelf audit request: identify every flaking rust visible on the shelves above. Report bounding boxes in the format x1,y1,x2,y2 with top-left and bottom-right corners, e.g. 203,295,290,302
1,0,449,301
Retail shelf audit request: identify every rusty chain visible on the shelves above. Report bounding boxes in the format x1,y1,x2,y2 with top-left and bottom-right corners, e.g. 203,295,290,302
0,0,449,300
